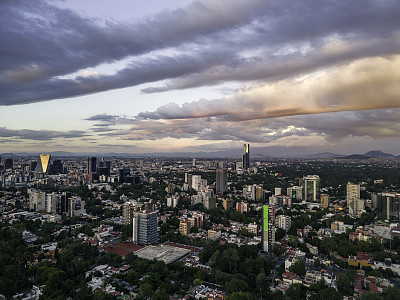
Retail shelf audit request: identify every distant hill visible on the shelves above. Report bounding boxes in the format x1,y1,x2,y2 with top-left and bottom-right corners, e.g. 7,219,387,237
296,152,344,159
0,153,16,157
363,150,395,158
343,154,370,159
1,149,399,159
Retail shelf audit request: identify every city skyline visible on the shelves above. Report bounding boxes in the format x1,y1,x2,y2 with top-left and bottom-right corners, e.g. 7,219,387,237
1,0,400,155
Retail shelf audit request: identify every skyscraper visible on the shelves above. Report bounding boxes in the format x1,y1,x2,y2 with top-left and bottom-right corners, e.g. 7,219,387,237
374,192,400,221
87,157,97,174
3,158,13,170
52,160,63,174
132,210,158,245
242,144,250,170
303,175,320,202
262,204,275,252
215,168,227,194
35,154,51,174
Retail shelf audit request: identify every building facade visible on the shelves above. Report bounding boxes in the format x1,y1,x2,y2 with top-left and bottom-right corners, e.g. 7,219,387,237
215,168,227,194
303,175,320,202
263,204,275,252
242,144,250,170
132,210,158,245
347,182,360,208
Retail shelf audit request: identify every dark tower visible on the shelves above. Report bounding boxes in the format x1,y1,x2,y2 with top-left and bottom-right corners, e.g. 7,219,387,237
87,157,97,174
242,144,250,170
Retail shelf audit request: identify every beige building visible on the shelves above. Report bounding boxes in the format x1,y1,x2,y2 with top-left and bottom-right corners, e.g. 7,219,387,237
320,194,329,209
208,229,221,240
223,198,233,210
347,182,360,208
179,220,190,236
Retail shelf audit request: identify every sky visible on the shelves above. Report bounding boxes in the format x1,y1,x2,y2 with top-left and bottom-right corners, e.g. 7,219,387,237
1,0,400,156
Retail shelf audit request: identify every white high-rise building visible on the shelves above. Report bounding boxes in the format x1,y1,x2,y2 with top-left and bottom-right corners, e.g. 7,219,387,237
192,175,201,190
276,215,291,232
29,189,46,211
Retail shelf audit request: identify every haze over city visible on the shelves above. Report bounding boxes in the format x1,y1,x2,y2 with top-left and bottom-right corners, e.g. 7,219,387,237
1,0,400,156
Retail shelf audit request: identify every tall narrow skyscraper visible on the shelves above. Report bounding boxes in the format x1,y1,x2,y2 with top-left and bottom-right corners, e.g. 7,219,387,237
262,204,275,252
242,144,250,170
216,168,227,194
87,157,97,174
3,158,13,170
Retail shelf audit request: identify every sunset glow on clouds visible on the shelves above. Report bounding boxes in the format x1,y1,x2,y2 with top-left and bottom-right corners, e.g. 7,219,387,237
1,0,400,155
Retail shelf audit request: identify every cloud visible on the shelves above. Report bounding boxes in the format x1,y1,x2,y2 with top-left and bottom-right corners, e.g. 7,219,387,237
92,108,400,146
1,0,400,105
0,127,88,141
137,56,400,121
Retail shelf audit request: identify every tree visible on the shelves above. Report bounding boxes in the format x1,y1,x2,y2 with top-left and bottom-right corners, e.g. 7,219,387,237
139,282,154,299
285,283,306,300
256,272,268,296
226,278,251,293
153,290,169,300
272,244,286,257
228,291,254,300
383,286,400,300
289,260,306,276
309,287,342,300
275,228,286,241
288,235,299,247
362,292,382,300
322,237,337,255
336,274,353,296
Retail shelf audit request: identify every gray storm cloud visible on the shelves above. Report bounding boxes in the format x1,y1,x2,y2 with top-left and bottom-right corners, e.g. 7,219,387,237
0,127,88,141
1,0,400,105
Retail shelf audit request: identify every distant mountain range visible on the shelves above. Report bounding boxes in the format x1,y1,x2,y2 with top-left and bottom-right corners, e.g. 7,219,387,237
1,150,399,159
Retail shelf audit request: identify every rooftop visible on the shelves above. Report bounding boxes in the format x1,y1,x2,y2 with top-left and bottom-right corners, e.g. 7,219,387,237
135,245,191,264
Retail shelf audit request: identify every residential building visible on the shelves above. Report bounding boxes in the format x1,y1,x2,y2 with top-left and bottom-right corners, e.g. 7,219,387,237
223,198,233,210
204,197,216,210
320,194,329,209
276,215,291,232
179,220,190,236
347,182,360,208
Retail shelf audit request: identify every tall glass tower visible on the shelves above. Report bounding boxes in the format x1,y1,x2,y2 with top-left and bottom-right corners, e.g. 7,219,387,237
303,175,320,202
242,144,250,170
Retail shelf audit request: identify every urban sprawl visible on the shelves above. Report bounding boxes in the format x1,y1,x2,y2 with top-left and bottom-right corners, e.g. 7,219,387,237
1,145,400,300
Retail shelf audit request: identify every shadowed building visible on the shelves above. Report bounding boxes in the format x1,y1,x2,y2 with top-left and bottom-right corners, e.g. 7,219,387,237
87,157,97,174
215,168,227,194
3,158,13,170
242,144,250,170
